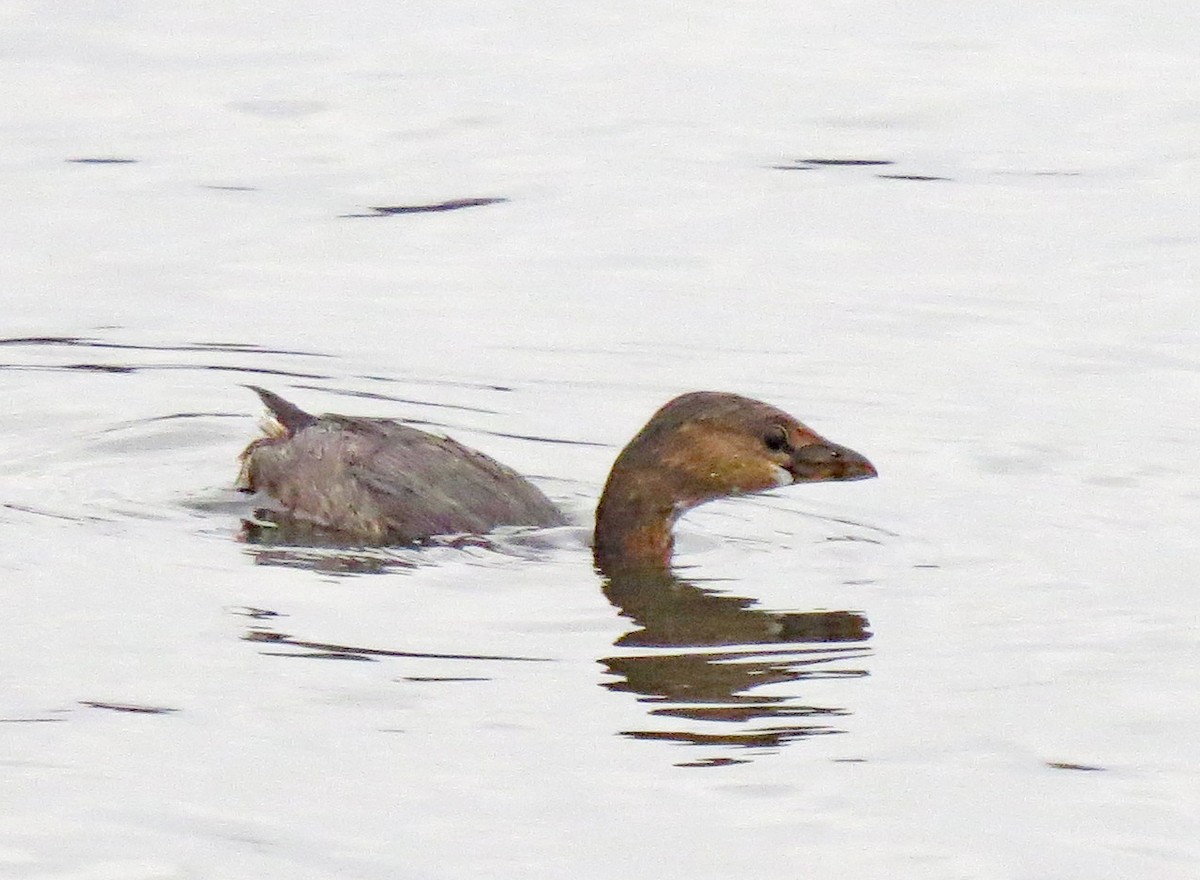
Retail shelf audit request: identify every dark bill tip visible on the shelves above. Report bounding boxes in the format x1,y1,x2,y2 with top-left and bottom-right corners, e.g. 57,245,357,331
790,441,878,483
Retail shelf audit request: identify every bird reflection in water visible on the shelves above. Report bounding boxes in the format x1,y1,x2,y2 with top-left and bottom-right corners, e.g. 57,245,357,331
240,524,871,763
241,529,871,760
599,569,870,761
241,510,424,574
233,388,877,765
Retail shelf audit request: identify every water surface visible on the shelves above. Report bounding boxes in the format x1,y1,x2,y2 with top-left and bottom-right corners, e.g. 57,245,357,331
2,3,1197,878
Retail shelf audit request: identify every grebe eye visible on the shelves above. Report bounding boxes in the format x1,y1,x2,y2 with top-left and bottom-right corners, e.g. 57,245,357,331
764,425,790,452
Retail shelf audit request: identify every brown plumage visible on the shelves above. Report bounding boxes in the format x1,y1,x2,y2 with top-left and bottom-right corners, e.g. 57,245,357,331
592,392,877,574
238,387,876,573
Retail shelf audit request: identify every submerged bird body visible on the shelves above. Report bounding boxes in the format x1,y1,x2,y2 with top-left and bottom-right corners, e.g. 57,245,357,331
238,387,876,572
237,387,565,544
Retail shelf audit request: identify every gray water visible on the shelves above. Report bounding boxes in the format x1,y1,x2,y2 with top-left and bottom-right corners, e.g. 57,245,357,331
2,3,1197,878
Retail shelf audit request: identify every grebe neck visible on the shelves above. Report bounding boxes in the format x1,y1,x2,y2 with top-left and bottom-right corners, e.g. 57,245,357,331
593,470,685,575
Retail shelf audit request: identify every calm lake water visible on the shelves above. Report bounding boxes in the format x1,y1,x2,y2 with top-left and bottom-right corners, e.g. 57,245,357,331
2,3,1197,878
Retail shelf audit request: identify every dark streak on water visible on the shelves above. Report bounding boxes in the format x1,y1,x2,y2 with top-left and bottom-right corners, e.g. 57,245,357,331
649,704,850,723
3,502,109,524
0,717,66,723
623,725,843,748
0,336,332,358
1047,761,1106,772
66,157,138,164
0,363,137,374
993,170,1084,177
229,607,285,620
99,413,245,432
244,629,553,663
289,384,505,415
260,651,380,662
80,701,178,715
795,158,895,166
343,198,509,218
0,363,336,380
356,374,515,392
773,159,949,180
678,757,751,768
486,429,610,448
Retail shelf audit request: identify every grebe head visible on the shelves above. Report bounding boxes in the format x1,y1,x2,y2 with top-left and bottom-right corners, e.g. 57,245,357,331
593,392,876,574
612,392,874,508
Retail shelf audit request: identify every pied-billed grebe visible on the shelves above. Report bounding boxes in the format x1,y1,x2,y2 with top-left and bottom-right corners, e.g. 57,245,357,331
238,387,876,572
